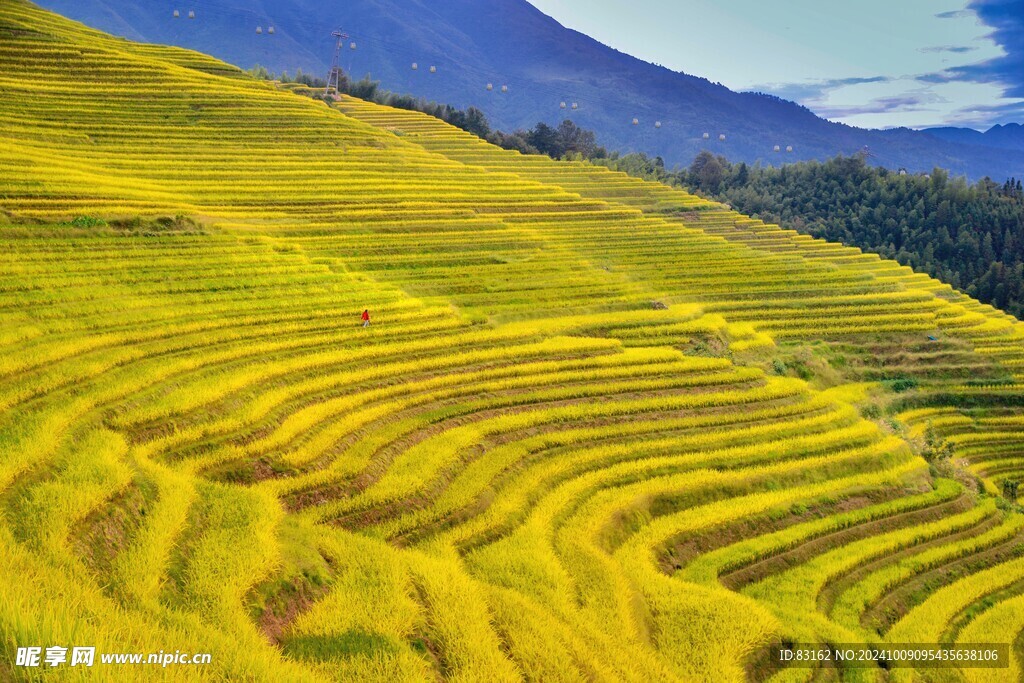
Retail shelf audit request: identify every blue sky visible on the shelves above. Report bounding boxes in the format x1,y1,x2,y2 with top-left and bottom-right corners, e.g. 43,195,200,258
526,0,1024,130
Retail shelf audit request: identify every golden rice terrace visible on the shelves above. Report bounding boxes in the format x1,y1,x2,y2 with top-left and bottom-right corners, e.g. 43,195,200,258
2,1,1024,680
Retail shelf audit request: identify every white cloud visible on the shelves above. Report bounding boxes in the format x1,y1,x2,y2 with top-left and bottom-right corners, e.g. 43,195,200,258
528,0,1020,128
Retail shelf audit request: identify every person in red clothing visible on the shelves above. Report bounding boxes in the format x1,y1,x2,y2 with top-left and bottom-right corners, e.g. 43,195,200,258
361,309,370,327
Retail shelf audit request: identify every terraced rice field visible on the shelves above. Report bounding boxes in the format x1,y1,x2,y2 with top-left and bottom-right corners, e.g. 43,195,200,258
2,1,1024,680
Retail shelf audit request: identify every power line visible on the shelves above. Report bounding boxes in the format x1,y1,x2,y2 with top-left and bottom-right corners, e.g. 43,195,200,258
168,0,747,141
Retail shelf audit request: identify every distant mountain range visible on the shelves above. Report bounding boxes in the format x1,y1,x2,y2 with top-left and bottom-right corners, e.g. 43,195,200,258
922,124,1024,154
33,0,1024,180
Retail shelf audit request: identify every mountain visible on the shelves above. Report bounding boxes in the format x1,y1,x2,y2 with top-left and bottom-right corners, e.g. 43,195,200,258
924,123,1024,154
32,0,1024,179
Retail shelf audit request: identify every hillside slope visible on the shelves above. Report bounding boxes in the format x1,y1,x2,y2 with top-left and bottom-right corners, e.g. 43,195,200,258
3,2,1024,681
31,0,1024,180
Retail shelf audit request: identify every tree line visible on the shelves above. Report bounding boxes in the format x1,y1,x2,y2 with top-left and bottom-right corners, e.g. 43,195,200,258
248,67,610,160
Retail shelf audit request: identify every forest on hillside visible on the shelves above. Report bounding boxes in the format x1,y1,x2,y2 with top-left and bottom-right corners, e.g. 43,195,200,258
681,153,1024,318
